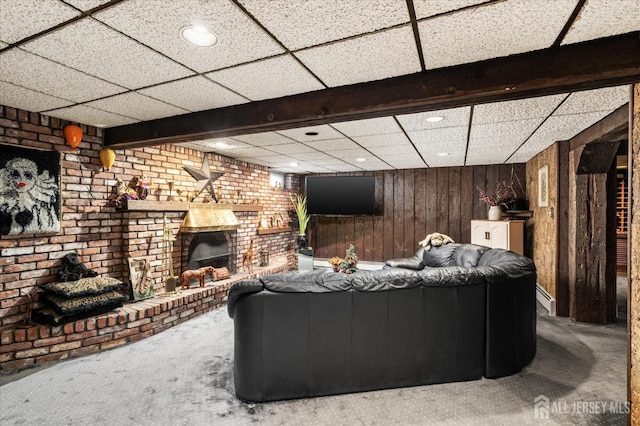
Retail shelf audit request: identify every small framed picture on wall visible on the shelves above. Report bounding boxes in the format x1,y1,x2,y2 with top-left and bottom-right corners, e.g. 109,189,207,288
538,165,549,207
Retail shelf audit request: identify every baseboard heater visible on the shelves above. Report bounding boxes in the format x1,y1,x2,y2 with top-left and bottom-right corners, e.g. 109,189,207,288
536,283,556,316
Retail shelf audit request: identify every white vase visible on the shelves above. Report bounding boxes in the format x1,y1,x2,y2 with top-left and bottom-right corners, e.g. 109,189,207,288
488,205,502,221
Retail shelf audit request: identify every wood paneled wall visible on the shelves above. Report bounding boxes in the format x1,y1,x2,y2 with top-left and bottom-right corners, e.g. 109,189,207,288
307,164,526,262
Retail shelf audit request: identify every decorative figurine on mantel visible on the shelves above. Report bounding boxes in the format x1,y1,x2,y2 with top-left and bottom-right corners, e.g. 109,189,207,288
136,174,151,200
183,155,224,202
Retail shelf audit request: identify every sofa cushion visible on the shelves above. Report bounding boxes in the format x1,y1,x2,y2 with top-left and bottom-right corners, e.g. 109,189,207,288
261,270,352,293
477,249,536,283
384,250,425,270
451,244,490,267
39,276,125,298
44,291,128,315
421,243,459,267
350,268,422,291
418,266,486,287
33,303,124,326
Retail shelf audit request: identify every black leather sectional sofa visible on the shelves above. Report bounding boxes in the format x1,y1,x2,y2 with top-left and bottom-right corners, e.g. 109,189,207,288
227,243,537,402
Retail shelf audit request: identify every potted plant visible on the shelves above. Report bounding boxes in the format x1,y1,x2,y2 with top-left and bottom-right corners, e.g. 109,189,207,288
327,245,359,273
477,181,514,220
290,193,310,249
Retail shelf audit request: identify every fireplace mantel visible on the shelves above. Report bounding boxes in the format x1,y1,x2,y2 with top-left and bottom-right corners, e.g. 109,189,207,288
119,199,264,212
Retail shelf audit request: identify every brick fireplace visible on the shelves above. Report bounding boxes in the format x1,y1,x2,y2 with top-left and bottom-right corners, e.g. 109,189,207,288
183,231,236,273
0,104,301,371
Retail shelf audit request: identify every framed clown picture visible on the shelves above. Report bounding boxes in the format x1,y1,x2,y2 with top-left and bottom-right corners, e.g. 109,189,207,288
0,144,61,236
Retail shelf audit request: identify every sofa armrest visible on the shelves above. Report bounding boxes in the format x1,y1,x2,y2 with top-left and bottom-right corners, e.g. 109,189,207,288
384,255,425,270
227,280,263,318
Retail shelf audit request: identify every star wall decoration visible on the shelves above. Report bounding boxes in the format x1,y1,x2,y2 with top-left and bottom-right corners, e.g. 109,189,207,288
183,155,224,202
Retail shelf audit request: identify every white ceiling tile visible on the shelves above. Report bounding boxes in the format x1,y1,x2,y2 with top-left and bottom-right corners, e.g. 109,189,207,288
246,154,293,164
0,0,79,44
298,164,335,173
239,0,409,50
234,132,295,146
357,161,394,171
94,0,284,73
290,151,335,162
327,147,373,159
555,86,629,115
323,163,363,172
562,0,640,45
368,144,417,156
277,125,345,142
184,138,252,152
343,157,387,167
513,111,615,159
465,150,507,166
45,104,138,127
421,152,465,168
0,81,73,112
307,158,351,166
0,48,126,102
473,94,567,124
138,76,249,112
396,107,471,131
354,133,411,148
86,92,188,121
304,138,361,151
413,0,489,19
332,117,402,137
64,0,112,11
419,0,577,69
0,41,7,48
225,146,276,158
383,154,427,169
295,25,421,87
408,126,468,152
468,119,541,151
266,143,318,155
22,18,193,89
206,55,324,101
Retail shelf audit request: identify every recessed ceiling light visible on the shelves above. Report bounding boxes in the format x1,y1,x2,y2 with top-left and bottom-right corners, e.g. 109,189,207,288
437,152,449,156
290,162,299,167
356,158,366,162
215,141,229,149
426,116,444,123
181,25,217,47
305,131,319,136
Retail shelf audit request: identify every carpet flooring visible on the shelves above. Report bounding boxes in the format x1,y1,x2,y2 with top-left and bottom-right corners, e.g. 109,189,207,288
0,279,628,426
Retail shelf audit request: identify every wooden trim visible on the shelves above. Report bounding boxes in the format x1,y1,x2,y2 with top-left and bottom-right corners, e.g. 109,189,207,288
569,104,629,151
104,33,640,149
120,200,263,212
257,227,292,235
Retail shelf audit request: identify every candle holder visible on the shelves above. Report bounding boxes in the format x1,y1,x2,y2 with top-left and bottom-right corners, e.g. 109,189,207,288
167,181,174,201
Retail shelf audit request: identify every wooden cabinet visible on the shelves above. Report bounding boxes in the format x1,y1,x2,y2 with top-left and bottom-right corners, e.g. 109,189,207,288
471,220,524,255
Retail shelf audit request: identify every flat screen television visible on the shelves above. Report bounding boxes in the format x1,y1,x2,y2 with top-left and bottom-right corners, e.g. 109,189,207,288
305,176,375,216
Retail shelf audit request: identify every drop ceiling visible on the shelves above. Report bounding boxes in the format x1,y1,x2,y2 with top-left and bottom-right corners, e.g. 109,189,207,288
1,0,638,173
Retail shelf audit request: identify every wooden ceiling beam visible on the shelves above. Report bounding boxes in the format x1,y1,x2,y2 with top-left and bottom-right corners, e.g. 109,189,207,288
104,32,640,149
569,103,629,151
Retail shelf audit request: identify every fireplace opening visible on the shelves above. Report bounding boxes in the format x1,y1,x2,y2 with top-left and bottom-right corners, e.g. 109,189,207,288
184,231,236,285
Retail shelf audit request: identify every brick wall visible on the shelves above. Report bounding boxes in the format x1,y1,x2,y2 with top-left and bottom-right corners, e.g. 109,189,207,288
0,261,288,371
0,104,300,368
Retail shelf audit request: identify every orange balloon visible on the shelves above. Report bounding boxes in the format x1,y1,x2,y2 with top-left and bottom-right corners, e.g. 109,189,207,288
64,125,83,150
99,149,116,170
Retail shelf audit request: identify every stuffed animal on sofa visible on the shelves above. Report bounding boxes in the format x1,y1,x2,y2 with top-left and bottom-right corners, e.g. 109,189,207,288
57,252,99,282
418,232,455,251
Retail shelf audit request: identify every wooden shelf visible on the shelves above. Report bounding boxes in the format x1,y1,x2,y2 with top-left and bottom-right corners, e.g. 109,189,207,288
502,210,534,219
120,199,263,212
257,227,292,235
